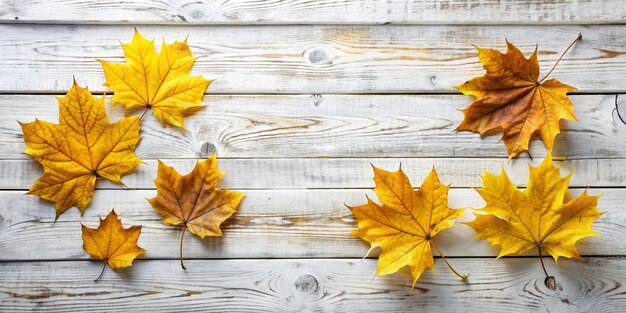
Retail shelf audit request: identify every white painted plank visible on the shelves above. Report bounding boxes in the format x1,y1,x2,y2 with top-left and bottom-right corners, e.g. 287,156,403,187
2,157,626,190
2,95,624,159
0,258,624,312
2,25,626,93
0,189,621,260
2,0,625,25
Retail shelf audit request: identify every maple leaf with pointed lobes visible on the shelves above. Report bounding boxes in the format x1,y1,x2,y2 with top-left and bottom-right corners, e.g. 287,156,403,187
347,166,467,287
99,29,211,129
147,154,244,269
455,36,581,158
466,153,603,287
20,80,142,218
82,209,146,281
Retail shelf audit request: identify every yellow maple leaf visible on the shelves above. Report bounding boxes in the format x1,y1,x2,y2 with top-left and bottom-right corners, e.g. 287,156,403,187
100,29,211,129
466,153,603,287
82,209,146,281
147,154,244,269
20,80,142,218
348,166,467,287
455,36,581,158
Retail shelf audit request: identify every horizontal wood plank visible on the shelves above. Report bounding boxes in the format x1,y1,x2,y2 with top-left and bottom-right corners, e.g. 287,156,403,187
2,157,626,190
2,25,626,93
2,4,625,312
1,258,624,312
2,0,625,25
2,95,624,160
0,189,621,260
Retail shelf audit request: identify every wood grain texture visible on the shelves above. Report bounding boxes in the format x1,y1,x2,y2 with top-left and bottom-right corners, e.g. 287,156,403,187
2,0,625,25
3,95,624,160
1,188,621,260
1,1,624,311
3,157,626,190
2,25,626,93
1,258,624,312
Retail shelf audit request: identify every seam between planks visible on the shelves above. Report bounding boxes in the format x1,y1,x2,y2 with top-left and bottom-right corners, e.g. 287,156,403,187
1,256,625,263
0,187,623,192
3,157,626,161
3,22,626,26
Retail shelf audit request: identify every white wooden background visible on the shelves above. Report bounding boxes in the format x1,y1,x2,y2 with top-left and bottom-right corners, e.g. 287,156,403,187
1,1,626,312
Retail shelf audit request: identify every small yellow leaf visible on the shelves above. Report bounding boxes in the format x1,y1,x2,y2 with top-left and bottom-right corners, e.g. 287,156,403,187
82,209,146,281
348,166,465,287
466,152,603,262
20,80,142,218
147,154,244,269
100,29,211,129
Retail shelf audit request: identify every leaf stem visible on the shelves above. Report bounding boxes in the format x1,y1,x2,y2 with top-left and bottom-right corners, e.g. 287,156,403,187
94,261,106,282
538,246,549,277
539,33,582,83
431,240,468,281
139,107,149,121
180,225,187,270
538,245,556,290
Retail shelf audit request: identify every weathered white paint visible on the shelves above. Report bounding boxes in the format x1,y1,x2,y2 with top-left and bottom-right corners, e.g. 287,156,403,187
2,0,625,25
2,157,625,190
2,2,625,311
0,188,620,260
2,95,624,160
1,258,624,312
2,25,626,93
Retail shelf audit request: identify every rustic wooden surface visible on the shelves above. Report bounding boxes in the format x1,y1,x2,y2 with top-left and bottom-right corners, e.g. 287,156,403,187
3,25,626,93
2,0,626,24
0,1,625,312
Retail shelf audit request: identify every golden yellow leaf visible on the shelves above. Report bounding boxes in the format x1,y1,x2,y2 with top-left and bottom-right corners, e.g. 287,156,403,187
20,80,142,218
82,209,146,281
455,36,581,158
466,153,603,285
147,154,244,269
100,29,211,129
348,166,466,287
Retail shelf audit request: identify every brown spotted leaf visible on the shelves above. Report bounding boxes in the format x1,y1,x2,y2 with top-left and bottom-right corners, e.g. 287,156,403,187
147,154,244,269
455,38,580,158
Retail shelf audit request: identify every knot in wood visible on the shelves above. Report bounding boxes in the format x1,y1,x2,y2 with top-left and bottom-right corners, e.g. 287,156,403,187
198,142,217,158
429,75,439,86
190,10,204,20
305,47,330,65
311,94,323,106
295,274,319,294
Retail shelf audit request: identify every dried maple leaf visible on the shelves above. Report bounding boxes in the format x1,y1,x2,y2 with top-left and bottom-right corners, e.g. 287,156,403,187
82,209,146,281
147,154,244,269
347,166,467,287
455,35,581,158
466,152,603,288
100,29,211,129
20,80,142,218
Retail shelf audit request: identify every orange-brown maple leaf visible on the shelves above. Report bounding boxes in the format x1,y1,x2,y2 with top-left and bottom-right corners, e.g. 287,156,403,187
456,40,578,157
147,154,244,269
